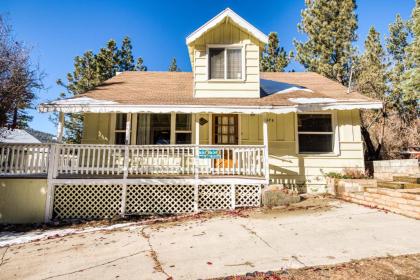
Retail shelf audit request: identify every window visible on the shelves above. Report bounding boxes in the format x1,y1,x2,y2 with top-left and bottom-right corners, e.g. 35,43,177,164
209,47,242,80
297,114,334,153
136,114,171,145
175,114,192,144
115,113,128,144
213,114,238,144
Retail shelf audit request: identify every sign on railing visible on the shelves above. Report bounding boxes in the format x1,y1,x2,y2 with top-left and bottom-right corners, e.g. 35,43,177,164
199,148,222,159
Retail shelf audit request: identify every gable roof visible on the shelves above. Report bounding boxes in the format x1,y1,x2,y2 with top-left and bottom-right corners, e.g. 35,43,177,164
39,71,382,114
186,8,268,45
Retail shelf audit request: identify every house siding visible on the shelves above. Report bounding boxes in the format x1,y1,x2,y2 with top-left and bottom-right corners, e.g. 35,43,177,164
82,110,364,193
82,113,111,144
191,21,261,98
240,110,365,193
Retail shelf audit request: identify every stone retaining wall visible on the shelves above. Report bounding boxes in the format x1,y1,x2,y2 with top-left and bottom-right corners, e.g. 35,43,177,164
373,159,419,181
338,187,420,220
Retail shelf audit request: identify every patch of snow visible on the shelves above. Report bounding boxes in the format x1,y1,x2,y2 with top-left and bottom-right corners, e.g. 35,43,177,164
0,128,41,143
289,98,337,104
261,79,313,96
48,96,118,106
0,222,138,248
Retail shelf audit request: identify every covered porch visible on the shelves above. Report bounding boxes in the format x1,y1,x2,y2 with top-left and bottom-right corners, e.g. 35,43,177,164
0,108,270,222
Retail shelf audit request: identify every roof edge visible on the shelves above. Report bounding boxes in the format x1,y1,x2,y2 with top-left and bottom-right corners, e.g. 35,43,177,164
39,101,383,114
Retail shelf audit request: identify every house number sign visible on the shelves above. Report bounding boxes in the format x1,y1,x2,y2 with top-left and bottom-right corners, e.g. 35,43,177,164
198,149,222,159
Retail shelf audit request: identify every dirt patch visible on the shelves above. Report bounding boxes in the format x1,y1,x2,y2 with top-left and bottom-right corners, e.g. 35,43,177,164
248,196,335,220
211,254,420,280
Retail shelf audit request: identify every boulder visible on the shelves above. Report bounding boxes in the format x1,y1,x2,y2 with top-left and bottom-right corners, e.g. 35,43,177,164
262,185,301,207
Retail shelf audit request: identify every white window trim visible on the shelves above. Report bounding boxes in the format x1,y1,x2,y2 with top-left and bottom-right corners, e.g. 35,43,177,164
206,44,246,81
294,112,340,156
175,113,193,144
114,113,129,145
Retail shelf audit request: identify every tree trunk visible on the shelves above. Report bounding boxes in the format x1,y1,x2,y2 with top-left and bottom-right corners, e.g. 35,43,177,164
12,107,18,129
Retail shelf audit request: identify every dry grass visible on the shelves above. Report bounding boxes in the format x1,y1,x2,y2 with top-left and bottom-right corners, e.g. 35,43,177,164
211,254,420,280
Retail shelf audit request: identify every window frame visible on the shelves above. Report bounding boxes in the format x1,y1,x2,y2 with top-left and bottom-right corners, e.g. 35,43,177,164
295,112,340,156
174,113,192,144
114,113,129,145
207,44,245,81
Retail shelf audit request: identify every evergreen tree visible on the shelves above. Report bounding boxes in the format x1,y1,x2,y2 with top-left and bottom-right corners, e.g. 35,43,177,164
357,27,388,101
57,37,148,143
260,32,292,72
117,36,135,71
56,51,101,143
356,27,388,161
96,39,119,80
168,58,181,72
294,0,358,85
135,57,147,71
402,0,420,110
386,14,415,121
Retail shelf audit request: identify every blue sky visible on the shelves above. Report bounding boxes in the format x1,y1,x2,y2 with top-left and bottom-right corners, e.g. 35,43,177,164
0,0,415,134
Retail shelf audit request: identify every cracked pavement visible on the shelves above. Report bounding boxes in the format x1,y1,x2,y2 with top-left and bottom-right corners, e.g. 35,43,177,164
1,200,420,279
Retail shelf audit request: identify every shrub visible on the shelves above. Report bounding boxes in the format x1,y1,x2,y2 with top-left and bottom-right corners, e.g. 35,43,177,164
325,168,368,179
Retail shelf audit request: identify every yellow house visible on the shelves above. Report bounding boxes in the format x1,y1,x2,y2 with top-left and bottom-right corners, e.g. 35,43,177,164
1,8,381,223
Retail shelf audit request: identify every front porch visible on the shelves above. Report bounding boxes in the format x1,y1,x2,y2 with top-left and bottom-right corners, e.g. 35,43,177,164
0,141,268,221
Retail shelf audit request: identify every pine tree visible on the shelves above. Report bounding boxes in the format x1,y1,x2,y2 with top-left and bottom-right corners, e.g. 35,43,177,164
117,36,135,71
57,37,148,143
56,51,101,143
135,57,147,71
168,58,181,72
356,27,388,161
357,27,388,101
260,32,292,72
294,0,358,85
96,39,119,80
402,0,420,110
386,14,414,121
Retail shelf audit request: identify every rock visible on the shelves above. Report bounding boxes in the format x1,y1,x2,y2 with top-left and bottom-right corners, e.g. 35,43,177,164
262,185,301,207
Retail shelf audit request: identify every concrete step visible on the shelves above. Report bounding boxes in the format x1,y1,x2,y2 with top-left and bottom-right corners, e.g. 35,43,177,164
393,175,420,184
377,181,420,190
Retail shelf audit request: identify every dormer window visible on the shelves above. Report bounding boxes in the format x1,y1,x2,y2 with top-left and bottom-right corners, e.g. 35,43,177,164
208,47,243,80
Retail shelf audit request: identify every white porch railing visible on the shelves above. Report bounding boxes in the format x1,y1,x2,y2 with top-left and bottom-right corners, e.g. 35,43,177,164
0,143,267,178
0,144,50,175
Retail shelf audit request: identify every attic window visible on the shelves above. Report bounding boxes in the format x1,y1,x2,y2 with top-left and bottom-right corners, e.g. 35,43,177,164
209,47,242,80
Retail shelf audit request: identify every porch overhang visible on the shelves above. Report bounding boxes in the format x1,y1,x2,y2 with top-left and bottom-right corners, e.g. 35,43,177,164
38,97,382,114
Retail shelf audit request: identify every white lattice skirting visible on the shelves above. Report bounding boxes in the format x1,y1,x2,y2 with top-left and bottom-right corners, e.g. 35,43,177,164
53,184,261,220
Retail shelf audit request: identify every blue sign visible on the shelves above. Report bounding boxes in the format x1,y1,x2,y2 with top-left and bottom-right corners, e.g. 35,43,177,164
199,149,222,159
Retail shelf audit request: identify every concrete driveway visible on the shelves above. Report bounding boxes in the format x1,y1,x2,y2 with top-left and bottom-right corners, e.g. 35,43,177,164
1,199,420,280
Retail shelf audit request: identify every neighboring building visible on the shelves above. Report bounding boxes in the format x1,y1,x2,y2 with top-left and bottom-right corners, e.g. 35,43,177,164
0,8,381,223
0,129,41,144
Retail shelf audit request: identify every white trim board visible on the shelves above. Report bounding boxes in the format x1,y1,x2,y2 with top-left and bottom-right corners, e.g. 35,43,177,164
186,8,268,45
39,102,383,114
50,177,266,185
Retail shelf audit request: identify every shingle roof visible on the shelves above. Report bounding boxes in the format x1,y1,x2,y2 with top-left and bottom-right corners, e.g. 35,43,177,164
70,71,375,105
39,71,381,113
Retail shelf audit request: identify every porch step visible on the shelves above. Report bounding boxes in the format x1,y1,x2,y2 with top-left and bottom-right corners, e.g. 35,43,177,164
393,175,420,184
377,181,420,190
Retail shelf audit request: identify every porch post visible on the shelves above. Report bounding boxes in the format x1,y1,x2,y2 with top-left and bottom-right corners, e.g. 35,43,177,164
56,112,64,143
125,113,132,145
194,115,200,212
121,113,131,216
263,114,269,185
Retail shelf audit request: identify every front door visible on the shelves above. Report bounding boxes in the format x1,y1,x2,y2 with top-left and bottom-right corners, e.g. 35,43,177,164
212,114,238,145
